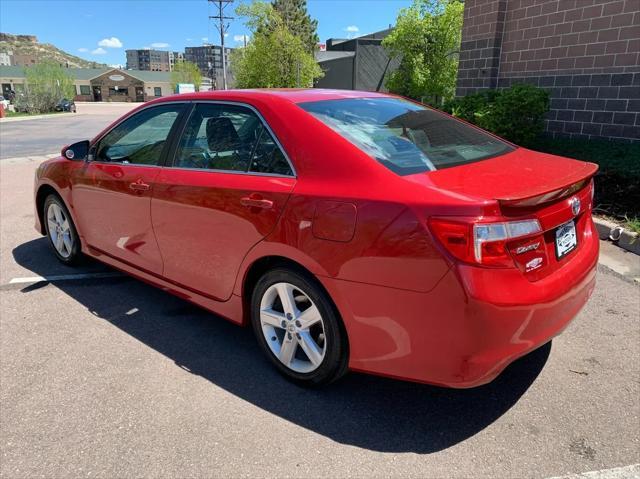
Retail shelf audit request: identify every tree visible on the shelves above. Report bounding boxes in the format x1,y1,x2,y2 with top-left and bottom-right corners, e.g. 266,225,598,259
383,0,464,105
272,0,319,53
18,61,75,113
170,60,202,92
231,2,323,88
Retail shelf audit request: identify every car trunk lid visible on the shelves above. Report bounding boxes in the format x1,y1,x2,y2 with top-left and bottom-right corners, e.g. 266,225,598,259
424,148,598,204
420,148,598,281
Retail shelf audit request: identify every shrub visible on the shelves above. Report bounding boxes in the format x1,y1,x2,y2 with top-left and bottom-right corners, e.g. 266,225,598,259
481,84,549,146
445,84,550,146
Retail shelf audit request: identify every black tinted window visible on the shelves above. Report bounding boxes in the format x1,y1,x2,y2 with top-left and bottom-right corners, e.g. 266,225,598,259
300,97,514,175
249,127,293,176
174,103,292,176
96,104,183,165
175,103,257,172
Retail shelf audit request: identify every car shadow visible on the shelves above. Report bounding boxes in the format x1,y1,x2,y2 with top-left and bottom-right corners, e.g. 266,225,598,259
12,237,551,454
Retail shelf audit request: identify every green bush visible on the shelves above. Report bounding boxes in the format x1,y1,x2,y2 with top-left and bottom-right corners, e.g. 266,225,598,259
444,84,550,146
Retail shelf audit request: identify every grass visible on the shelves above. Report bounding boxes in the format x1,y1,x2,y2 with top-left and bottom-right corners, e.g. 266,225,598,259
4,110,30,117
625,216,640,234
532,136,639,232
4,110,64,118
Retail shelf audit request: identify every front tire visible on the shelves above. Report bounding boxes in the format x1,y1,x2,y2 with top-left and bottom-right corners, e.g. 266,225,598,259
251,268,348,387
43,194,82,265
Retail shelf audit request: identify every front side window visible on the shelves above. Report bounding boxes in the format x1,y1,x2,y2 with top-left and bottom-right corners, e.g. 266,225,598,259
299,97,514,176
79,85,91,95
154,87,162,97
96,104,183,165
174,103,292,176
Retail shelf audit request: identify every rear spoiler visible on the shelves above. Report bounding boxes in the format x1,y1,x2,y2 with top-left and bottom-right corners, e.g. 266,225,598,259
497,162,598,207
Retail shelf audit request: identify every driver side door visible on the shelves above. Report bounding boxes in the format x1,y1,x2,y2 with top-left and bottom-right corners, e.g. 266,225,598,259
71,103,186,274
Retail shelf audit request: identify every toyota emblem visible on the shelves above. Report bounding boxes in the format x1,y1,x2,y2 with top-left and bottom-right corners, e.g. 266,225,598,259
570,197,581,216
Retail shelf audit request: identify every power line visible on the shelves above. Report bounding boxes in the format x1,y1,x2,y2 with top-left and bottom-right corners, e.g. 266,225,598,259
208,0,233,90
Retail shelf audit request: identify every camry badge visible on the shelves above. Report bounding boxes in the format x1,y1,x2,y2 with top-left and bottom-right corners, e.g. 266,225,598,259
570,197,581,216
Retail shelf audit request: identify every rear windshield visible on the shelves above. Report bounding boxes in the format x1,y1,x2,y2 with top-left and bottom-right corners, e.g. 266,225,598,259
299,97,514,175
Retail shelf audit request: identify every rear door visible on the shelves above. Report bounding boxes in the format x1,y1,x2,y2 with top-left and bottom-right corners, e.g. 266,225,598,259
72,103,186,274
151,102,296,301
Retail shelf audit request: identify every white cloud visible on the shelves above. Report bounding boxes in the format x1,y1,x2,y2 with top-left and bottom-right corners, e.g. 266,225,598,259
234,34,250,43
150,42,169,48
345,25,359,33
186,38,193,41
91,47,107,55
98,37,123,48
201,37,209,42
77,47,88,52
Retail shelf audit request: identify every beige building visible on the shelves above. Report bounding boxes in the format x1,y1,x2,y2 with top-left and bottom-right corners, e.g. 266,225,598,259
0,66,173,102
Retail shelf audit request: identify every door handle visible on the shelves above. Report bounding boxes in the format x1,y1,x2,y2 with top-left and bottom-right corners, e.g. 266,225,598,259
240,194,274,209
129,180,150,191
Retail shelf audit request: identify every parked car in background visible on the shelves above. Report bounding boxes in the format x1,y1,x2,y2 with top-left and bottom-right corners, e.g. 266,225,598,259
0,95,9,110
33,89,599,388
55,98,76,112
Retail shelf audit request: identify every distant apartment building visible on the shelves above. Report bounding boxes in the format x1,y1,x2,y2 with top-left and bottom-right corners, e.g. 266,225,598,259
126,49,171,72
169,51,184,71
185,44,233,88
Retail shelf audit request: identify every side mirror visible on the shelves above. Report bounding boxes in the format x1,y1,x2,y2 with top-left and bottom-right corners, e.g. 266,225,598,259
62,140,90,161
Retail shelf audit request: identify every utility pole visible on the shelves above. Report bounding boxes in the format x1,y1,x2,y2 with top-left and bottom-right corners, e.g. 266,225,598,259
208,0,233,90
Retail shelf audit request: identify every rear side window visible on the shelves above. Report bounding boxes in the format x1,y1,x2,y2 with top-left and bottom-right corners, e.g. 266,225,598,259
174,103,293,176
299,97,514,176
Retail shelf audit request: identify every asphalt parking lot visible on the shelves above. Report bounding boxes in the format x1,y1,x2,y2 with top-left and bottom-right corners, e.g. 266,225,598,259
0,107,639,478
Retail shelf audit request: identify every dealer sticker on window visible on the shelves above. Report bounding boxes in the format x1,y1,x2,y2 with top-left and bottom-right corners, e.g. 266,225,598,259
555,220,577,259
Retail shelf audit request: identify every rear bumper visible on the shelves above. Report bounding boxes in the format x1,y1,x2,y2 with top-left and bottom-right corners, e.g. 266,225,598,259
321,218,599,388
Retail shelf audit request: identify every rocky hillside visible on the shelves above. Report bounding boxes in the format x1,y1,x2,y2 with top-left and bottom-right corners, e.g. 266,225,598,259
0,33,108,68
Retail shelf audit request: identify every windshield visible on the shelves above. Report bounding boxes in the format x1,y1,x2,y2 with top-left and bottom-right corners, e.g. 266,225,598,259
299,97,514,176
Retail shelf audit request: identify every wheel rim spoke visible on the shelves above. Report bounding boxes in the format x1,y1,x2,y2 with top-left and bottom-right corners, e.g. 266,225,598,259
297,331,323,366
52,205,64,224
297,304,322,330
55,233,65,253
276,283,298,317
47,219,58,233
62,233,73,253
50,229,58,247
279,335,297,366
261,308,285,328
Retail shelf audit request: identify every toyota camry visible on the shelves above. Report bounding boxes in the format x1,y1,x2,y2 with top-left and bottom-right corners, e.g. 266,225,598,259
34,89,599,387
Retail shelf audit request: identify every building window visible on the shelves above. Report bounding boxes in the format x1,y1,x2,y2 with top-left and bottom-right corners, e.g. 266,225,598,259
154,87,162,97
79,85,91,95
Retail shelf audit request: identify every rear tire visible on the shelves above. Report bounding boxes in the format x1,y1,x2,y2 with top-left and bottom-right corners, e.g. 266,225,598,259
43,194,82,265
251,267,348,387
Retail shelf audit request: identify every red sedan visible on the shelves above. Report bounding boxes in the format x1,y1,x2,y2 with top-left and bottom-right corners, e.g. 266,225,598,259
34,89,599,387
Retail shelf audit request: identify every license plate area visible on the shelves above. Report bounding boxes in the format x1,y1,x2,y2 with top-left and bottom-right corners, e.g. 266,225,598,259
555,219,577,259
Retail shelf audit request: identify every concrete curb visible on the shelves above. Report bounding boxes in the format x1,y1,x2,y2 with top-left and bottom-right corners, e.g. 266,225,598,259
593,216,640,256
0,113,68,123
0,153,58,165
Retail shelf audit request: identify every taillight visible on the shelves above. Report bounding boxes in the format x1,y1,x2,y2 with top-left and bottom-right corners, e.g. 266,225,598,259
429,217,542,268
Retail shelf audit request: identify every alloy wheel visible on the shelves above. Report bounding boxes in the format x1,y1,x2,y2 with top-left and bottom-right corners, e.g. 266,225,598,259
47,202,74,258
259,282,327,373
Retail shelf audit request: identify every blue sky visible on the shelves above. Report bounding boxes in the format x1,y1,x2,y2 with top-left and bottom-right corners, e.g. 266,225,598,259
0,0,412,66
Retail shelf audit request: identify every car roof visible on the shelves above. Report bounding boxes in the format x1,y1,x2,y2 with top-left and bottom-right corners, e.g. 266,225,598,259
153,88,392,105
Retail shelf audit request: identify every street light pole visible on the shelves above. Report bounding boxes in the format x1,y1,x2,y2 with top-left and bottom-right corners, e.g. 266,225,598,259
208,0,233,90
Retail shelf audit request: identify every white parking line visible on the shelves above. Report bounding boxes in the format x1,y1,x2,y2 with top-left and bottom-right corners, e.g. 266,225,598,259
8,272,123,285
548,464,640,479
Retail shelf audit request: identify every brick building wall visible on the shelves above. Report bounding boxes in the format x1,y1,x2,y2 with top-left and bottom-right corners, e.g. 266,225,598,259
456,0,640,142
